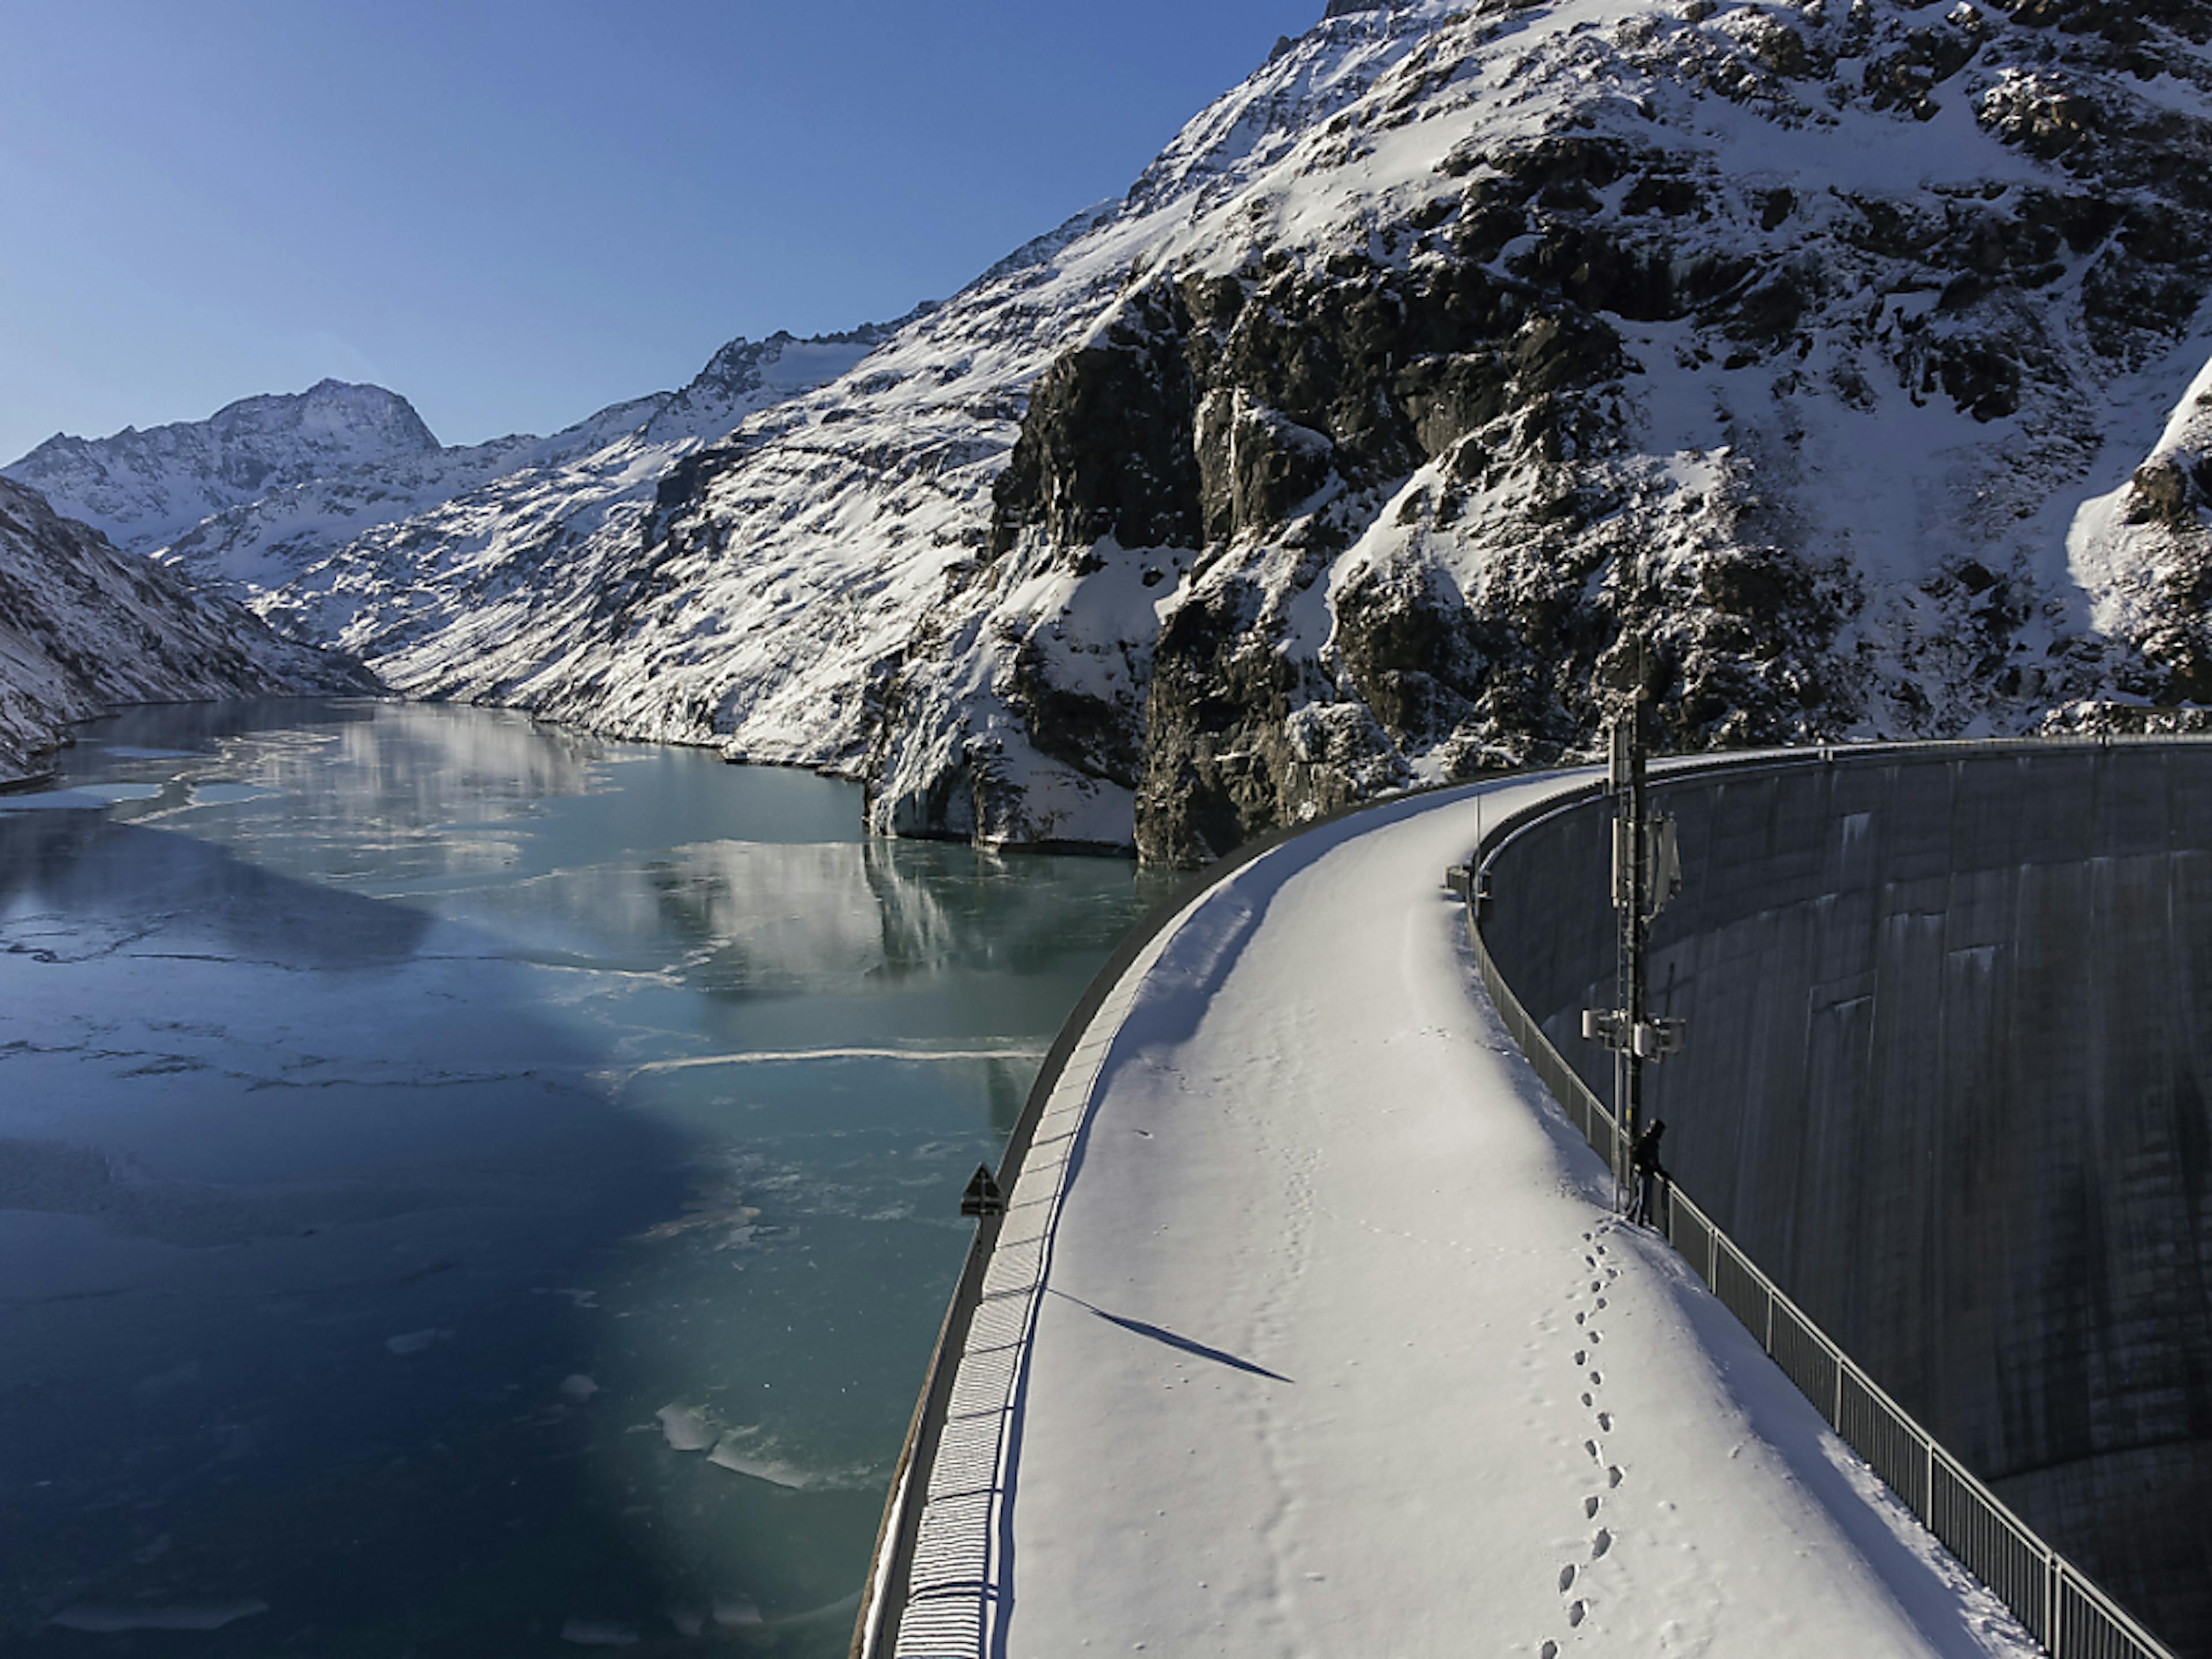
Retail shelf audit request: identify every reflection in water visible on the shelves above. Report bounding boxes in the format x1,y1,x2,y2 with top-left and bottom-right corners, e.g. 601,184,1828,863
646,840,957,993
0,700,1146,1656
636,836,1149,996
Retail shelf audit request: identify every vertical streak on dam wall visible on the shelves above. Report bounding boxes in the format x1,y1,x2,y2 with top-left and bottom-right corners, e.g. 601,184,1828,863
1482,746,2212,1657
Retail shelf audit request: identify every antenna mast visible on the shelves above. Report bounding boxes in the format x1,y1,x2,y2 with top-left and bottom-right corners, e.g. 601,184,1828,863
1581,641,1684,1213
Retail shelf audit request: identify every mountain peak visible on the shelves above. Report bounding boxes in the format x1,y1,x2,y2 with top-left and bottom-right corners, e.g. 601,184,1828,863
2,379,441,552
205,379,440,450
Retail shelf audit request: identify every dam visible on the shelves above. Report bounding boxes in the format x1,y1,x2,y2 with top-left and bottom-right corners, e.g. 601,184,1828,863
857,738,2209,1657
1480,741,2212,1657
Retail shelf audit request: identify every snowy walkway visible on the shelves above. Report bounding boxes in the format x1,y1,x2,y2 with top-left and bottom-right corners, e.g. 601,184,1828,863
908,776,2035,1659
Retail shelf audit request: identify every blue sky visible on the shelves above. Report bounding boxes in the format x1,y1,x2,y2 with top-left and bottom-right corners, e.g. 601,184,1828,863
0,1,1320,461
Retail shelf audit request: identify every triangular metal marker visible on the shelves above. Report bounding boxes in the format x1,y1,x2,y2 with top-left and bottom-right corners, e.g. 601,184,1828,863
960,1163,1005,1218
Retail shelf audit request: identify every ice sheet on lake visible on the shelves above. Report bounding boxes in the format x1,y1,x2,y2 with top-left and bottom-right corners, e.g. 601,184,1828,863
655,1402,716,1452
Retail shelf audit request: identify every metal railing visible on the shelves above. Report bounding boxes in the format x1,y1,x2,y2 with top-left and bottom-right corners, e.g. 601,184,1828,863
1467,749,2187,1659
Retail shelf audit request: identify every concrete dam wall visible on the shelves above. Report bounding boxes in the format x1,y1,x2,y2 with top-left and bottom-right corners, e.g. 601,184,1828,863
1480,743,2212,1657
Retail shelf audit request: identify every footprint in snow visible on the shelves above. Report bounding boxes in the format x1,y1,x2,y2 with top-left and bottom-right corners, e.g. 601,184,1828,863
1584,1495,1602,1519
1592,1528,1612,1559
1597,1412,1612,1431
1607,1465,1623,1488
1569,1600,1586,1627
1558,1564,1576,1593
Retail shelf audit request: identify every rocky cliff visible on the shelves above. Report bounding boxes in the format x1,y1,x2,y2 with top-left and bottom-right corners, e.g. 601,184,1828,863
916,0,2212,863
0,479,373,784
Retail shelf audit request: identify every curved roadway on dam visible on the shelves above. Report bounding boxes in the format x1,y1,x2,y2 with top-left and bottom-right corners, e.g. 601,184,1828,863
865,769,2044,1659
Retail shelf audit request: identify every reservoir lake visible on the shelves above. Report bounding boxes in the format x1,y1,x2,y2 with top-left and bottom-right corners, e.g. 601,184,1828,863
0,699,1156,1656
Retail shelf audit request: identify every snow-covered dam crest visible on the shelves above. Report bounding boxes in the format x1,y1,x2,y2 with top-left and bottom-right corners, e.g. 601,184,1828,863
860,770,2058,1659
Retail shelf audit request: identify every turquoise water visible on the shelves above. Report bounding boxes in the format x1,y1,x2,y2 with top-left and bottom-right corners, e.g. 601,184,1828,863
0,699,1152,1656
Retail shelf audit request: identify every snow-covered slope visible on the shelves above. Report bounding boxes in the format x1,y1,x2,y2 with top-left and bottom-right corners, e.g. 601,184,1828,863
286,0,2212,862
1,329,896,612
148,392,664,600
313,11,1456,825
249,325,901,662
0,479,373,784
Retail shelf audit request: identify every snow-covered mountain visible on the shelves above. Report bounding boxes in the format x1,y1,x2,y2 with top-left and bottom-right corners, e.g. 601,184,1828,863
0,478,373,783
226,0,2210,863
4,380,445,554
17,0,2211,866
145,392,665,600
245,324,903,659
0,327,899,608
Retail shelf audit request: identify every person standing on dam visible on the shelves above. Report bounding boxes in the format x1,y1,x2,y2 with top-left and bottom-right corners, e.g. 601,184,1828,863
1630,1118,1668,1228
